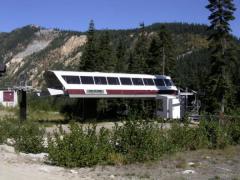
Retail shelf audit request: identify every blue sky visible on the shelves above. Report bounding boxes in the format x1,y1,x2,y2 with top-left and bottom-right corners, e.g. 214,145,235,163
0,0,239,37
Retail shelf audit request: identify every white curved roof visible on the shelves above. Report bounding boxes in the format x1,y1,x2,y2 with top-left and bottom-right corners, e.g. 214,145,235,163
49,70,171,79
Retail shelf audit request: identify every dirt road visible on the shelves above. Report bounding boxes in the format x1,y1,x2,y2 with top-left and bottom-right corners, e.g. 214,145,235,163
0,144,239,180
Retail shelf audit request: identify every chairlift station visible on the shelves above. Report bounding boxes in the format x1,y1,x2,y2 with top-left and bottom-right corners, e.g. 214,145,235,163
0,62,197,120
43,70,184,119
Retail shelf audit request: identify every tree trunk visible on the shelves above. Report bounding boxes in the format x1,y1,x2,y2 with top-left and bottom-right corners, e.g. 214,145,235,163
221,95,224,113
162,47,165,75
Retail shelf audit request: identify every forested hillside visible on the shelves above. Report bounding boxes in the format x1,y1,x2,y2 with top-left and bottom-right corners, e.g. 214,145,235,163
0,23,210,87
0,22,239,116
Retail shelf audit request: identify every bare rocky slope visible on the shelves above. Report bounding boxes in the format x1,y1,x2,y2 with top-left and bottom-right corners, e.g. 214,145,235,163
0,25,87,88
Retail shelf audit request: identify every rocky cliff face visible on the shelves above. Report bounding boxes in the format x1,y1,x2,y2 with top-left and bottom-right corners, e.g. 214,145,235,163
0,26,87,88
6,29,57,79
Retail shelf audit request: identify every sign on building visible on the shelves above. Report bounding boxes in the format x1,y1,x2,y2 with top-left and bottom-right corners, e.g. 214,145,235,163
0,90,18,107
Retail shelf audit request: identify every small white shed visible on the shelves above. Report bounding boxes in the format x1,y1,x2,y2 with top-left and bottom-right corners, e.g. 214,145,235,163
156,95,181,119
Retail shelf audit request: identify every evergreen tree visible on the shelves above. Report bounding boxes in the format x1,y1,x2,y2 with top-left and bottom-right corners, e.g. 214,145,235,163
80,20,98,71
147,37,161,74
232,44,240,104
94,31,116,115
115,39,128,72
97,31,116,72
127,23,150,116
128,23,148,73
175,49,210,90
147,26,175,75
205,0,236,113
158,26,176,75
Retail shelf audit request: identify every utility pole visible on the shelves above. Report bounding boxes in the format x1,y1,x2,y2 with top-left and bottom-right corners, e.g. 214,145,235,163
19,90,27,121
17,73,30,122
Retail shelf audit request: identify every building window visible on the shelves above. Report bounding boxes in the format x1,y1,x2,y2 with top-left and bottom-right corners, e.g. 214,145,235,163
62,75,80,84
154,79,165,86
44,71,63,89
107,77,120,85
94,76,107,85
164,79,173,86
80,76,94,84
120,77,132,85
143,78,155,86
132,78,144,85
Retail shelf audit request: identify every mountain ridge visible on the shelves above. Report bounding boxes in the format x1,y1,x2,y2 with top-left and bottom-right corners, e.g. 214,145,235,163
0,22,210,89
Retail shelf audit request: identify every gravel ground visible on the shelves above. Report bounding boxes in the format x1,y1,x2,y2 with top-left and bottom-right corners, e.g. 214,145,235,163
0,144,239,180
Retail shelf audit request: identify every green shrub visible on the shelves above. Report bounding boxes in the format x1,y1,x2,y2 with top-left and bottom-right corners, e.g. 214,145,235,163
226,119,240,145
167,123,209,151
0,118,19,144
47,123,113,167
200,120,229,149
111,119,170,163
14,121,46,153
168,120,230,150
46,117,240,167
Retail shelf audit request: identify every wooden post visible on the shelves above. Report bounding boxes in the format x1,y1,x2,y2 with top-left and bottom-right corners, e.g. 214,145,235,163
19,90,27,121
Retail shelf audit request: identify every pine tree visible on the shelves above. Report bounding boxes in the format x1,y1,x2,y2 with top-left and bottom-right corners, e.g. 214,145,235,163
147,26,175,75
80,20,98,71
235,46,240,103
97,31,116,72
158,26,176,75
115,39,128,72
128,23,148,73
147,37,161,74
205,0,236,113
175,49,211,90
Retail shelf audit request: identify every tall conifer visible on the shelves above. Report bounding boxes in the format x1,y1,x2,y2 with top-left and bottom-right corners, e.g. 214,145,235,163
205,0,236,113
147,26,175,75
158,26,175,75
129,23,148,73
147,37,161,74
97,31,116,72
80,20,98,71
115,39,128,72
